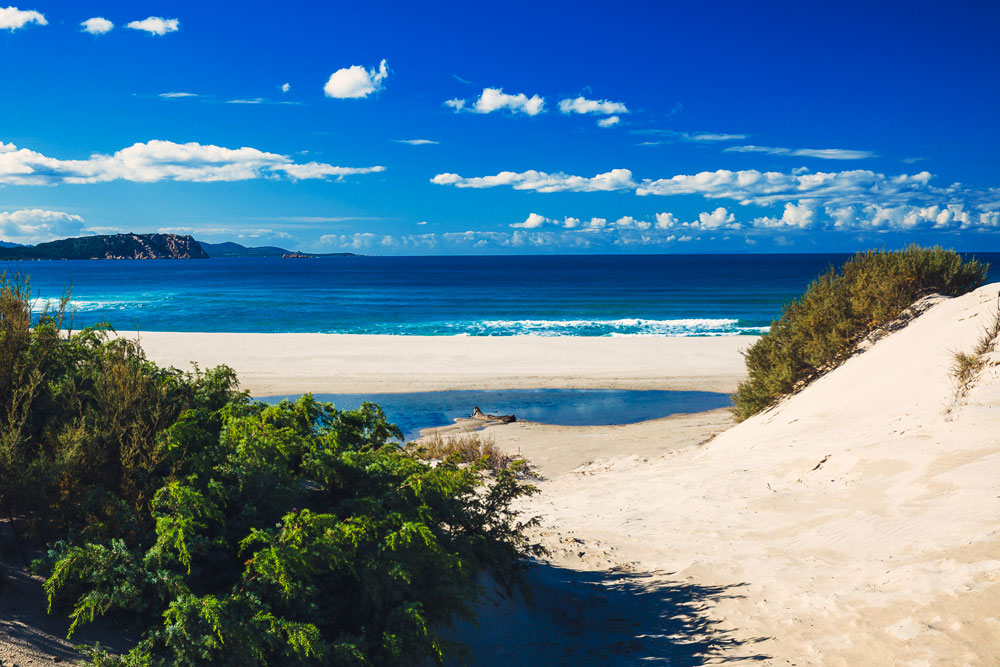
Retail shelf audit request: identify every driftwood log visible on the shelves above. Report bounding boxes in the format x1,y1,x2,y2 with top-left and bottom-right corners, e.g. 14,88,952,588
471,406,516,423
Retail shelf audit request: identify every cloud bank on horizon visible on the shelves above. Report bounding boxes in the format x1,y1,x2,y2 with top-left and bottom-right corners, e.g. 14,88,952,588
0,1,998,253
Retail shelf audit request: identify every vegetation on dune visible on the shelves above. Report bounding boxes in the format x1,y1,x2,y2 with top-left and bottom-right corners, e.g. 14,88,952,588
408,432,533,477
951,300,1000,401
733,246,990,421
0,271,543,665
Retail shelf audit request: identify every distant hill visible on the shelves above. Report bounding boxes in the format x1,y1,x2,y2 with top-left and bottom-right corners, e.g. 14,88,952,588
0,241,24,248
197,240,356,258
0,233,208,260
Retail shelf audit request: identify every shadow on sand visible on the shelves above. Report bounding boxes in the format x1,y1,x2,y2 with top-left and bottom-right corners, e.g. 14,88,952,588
1,523,133,664
447,561,770,665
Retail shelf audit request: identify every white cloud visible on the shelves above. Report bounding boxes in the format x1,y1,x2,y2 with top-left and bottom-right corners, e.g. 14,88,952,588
0,209,85,244
0,140,385,185
695,207,738,229
431,168,635,193
159,226,294,243
819,202,998,231
631,130,748,143
321,232,441,252
0,6,45,30
81,17,113,34
432,163,999,232
558,96,628,116
271,162,385,179
597,116,620,128
511,213,550,229
394,139,438,145
251,215,387,223
636,168,935,206
752,201,818,229
689,133,748,142
448,87,545,116
324,59,388,99
159,92,197,98
227,98,265,104
724,145,876,160
280,83,290,93
126,16,179,35
652,207,739,231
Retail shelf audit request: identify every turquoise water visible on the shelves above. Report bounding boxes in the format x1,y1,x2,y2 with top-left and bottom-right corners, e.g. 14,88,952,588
9,253,997,336
260,389,733,441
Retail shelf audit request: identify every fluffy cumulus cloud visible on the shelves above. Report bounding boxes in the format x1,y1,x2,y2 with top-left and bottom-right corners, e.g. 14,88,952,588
0,5,45,30
431,168,635,193
324,60,388,99
510,213,549,229
81,17,113,34
299,198,1000,254
0,139,385,185
0,209,86,244
320,232,439,252
434,162,1000,236
280,83,290,93
446,87,545,116
494,198,999,249
126,16,179,35
635,167,937,206
558,96,628,116
559,96,628,127
724,145,876,160
431,163,998,226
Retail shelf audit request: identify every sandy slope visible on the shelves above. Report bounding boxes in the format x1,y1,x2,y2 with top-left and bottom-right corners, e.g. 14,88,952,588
122,332,753,395
472,283,1000,664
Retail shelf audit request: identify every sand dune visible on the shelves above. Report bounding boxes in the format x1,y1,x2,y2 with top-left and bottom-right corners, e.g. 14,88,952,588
459,283,1000,664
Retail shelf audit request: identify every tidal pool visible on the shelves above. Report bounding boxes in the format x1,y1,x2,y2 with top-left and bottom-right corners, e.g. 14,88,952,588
260,389,732,442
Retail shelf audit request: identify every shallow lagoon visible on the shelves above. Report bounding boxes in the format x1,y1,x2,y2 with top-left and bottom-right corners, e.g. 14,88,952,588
260,389,732,442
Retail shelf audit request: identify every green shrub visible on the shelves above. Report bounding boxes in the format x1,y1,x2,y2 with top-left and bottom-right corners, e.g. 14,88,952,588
408,432,532,476
0,271,543,665
733,246,989,421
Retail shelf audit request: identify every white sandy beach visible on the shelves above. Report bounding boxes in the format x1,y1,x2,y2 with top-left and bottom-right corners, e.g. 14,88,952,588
118,288,1000,664
122,331,755,395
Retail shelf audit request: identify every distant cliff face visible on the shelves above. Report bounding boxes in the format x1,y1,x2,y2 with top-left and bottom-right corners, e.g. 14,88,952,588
0,233,209,260
99,233,209,260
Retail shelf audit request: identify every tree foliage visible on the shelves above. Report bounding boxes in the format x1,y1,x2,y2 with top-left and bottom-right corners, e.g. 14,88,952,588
733,246,989,420
0,271,542,665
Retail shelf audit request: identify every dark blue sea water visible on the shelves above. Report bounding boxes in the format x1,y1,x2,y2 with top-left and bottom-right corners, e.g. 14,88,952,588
6,253,999,336
261,389,733,441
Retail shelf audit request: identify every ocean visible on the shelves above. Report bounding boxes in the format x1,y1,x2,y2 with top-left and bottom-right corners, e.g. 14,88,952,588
7,253,999,336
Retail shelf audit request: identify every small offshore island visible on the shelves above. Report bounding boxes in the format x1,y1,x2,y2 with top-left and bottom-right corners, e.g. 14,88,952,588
0,233,359,261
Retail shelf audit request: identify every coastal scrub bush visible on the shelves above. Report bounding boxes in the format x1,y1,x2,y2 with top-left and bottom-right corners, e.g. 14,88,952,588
0,271,543,665
733,246,989,421
408,432,532,476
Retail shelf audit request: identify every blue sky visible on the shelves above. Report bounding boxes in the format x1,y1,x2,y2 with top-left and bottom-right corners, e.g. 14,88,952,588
1,0,999,254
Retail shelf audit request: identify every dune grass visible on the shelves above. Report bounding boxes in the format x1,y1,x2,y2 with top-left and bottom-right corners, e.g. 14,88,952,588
952,298,1000,399
408,432,532,476
733,246,990,421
